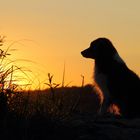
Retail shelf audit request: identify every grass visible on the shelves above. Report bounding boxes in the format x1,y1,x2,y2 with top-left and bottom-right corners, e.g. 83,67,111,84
1,85,100,140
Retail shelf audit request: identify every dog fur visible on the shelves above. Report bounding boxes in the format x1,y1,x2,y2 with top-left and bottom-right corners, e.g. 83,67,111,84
81,38,140,118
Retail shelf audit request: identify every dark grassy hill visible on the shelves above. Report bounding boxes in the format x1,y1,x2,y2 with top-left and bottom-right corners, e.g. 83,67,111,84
0,85,140,140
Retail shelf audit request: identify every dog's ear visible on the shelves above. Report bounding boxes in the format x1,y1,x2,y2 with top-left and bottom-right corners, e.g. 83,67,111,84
95,38,118,58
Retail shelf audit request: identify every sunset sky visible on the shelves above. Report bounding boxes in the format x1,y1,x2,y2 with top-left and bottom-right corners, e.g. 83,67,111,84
0,0,140,89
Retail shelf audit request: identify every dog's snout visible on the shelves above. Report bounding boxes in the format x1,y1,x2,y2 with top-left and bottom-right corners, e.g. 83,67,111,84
81,48,95,59
81,49,88,57
81,50,85,56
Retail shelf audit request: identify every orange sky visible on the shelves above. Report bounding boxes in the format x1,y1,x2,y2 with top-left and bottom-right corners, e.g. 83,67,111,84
0,0,140,89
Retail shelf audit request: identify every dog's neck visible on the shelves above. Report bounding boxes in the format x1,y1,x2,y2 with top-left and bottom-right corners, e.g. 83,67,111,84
113,53,125,64
94,52,125,74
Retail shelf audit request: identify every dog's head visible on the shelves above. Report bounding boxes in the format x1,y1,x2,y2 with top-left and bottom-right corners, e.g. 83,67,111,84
81,38,117,60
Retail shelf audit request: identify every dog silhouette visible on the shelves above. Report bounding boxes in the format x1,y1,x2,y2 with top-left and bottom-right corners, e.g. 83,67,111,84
81,38,140,118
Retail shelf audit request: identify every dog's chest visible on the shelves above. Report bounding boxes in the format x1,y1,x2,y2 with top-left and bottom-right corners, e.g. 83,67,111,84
94,66,110,99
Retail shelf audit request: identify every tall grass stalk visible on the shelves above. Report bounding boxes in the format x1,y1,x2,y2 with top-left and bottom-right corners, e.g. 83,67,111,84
62,61,65,87
45,73,60,101
81,75,84,87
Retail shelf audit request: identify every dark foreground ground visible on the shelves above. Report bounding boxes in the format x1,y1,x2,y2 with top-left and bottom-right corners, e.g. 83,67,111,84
0,85,140,140
1,112,140,140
